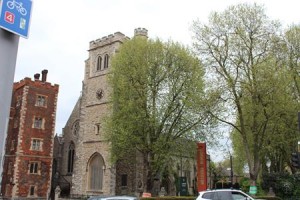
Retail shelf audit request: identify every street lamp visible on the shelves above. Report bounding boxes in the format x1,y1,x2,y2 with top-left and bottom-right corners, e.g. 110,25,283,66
266,160,271,173
225,138,233,187
266,159,274,196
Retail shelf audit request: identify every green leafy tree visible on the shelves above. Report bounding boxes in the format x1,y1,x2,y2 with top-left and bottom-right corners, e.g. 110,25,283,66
105,36,214,193
191,3,300,184
231,25,300,175
284,24,300,99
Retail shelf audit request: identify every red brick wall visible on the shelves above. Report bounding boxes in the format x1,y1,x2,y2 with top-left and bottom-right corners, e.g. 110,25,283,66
1,76,59,199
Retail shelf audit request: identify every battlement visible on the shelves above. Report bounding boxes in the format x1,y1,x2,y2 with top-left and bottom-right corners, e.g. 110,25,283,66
89,32,129,49
134,27,148,38
14,71,59,91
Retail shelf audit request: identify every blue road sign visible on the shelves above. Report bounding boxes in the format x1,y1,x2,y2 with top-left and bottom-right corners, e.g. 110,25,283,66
0,0,32,38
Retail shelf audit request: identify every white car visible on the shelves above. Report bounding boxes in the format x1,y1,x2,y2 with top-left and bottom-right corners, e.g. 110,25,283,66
196,189,254,200
88,196,138,200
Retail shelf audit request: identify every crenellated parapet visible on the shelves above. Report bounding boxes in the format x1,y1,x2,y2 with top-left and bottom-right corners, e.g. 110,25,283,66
89,32,129,50
134,27,148,38
13,70,59,92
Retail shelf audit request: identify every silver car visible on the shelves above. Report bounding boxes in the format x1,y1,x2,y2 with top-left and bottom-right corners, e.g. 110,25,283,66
196,189,254,200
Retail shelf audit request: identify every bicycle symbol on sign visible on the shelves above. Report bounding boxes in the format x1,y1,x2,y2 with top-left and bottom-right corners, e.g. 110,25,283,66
7,0,27,16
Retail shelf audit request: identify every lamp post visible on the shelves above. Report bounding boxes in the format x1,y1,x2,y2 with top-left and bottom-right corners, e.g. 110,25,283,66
230,154,233,186
225,138,233,187
266,159,274,196
266,160,271,173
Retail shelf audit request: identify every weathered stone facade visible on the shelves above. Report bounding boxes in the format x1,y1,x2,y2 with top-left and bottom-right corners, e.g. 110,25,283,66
1,70,59,199
54,28,198,198
54,31,130,197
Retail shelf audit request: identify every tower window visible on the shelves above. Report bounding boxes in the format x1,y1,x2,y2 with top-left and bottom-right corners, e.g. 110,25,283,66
97,56,102,71
33,117,43,129
95,123,100,135
29,185,35,196
29,162,39,174
31,139,42,151
104,54,109,69
35,95,47,107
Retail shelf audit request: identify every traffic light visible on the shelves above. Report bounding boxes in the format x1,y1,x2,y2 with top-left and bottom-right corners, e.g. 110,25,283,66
291,152,300,168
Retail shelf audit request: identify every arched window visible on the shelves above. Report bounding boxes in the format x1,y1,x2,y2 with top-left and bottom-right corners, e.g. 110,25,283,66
104,54,109,69
72,121,80,136
96,56,102,71
67,142,75,174
88,153,104,190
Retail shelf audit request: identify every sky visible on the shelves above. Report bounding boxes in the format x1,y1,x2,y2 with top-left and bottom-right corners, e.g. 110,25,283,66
12,0,300,161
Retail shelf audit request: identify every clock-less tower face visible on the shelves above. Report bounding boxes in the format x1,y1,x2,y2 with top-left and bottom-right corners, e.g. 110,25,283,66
96,89,104,100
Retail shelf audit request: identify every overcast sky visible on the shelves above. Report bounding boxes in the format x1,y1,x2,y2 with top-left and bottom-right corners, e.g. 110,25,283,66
13,0,300,161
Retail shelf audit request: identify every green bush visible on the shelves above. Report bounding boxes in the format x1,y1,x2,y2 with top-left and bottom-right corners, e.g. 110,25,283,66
262,172,300,198
254,196,282,200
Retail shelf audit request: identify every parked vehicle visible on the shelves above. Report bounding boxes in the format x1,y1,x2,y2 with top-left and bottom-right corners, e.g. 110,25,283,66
88,196,138,200
196,189,254,200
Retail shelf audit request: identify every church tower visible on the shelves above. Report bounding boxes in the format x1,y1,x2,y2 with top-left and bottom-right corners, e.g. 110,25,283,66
57,30,149,196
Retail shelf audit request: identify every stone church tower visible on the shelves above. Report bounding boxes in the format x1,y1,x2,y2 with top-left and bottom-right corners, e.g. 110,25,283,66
54,28,149,197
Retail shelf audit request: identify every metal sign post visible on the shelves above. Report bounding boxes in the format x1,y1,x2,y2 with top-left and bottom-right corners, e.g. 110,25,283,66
0,0,32,186
0,28,19,189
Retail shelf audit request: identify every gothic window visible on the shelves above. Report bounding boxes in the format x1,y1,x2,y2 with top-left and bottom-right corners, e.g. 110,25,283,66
29,162,39,174
88,154,104,190
68,142,75,174
72,121,80,136
96,56,102,71
104,54,109,69
33,117,43,129
35,95,47,107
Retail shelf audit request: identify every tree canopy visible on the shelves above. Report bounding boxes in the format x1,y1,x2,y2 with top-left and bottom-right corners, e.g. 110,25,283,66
192,3,300,184
105,36,215,192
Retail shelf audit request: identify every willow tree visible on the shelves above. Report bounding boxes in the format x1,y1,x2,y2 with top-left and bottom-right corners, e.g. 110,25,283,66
192,3,284,184
105,36,213,193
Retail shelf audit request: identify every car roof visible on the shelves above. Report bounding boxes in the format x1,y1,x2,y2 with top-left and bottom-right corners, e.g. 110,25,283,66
199,189,243,193
88,196,138,200
198,189,254,200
